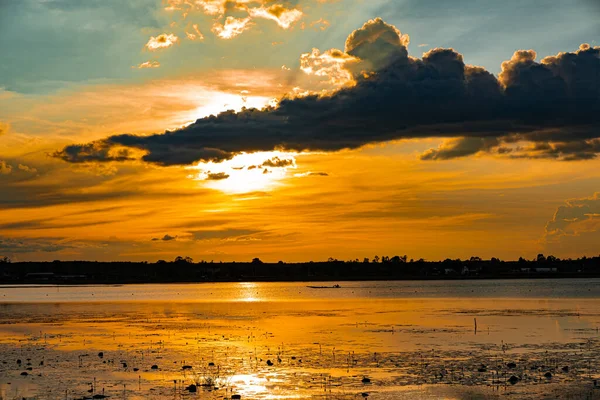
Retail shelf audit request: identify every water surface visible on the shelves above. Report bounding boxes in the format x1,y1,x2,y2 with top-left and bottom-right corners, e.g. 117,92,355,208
1,280,599,399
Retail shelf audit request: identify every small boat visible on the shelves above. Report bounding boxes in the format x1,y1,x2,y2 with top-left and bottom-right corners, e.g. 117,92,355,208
306,284,341,289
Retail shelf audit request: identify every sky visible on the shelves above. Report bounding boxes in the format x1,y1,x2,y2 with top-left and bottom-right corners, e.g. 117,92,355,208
1,0,599,262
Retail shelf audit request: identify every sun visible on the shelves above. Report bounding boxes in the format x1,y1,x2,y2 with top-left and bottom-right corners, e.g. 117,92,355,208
187,151,297,194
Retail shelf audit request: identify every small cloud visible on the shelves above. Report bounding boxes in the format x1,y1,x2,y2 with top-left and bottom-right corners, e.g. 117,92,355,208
212,16,253,39
0,161,12,175
310,18,330,31
263,168,271,174
0,121,9,136
145,33,178,50
418,43,429,47
18,164,37,173
247,4,303,29
186,23,204,40
295,171,329,177
420,137,499,160
261,156,295,168
152,234,177,241
206,172,230,180
281,65,291,71
133,61,160,69
545,193,600,240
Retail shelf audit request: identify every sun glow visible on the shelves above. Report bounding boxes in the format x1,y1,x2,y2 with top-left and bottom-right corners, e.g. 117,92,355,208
189,92,273,121
188,151,298,194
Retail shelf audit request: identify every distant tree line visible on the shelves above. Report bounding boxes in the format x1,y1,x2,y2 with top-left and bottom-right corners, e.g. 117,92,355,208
1,253,600,284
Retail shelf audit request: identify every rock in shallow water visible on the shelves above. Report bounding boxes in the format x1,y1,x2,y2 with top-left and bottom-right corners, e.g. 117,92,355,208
186,384,197,393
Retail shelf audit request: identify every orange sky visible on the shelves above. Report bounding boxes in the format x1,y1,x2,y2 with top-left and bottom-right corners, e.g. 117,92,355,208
1,0,600,262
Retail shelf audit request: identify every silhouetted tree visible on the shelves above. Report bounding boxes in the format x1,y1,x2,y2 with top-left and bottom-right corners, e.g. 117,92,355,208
373,255,380,263
537,254,546,262
391,255,407,263
363,258,370,263
0,256,11,264
252,257,263,264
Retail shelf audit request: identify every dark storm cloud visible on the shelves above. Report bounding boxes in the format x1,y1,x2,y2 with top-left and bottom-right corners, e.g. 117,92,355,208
53,19,600,165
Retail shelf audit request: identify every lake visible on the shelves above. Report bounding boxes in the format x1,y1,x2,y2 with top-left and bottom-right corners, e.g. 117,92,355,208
0,279,599,399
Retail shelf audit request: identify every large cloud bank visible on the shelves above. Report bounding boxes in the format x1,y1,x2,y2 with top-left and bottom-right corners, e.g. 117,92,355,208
54,18,600,166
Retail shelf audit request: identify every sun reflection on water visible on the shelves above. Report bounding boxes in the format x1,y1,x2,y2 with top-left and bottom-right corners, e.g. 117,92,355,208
238,282,261,302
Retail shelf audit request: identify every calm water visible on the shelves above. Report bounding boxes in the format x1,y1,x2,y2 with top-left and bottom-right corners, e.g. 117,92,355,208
2,278,600,302
0,280,599,399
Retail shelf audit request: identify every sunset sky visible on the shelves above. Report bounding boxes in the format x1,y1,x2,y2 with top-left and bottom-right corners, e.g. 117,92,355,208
1,0,599,262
